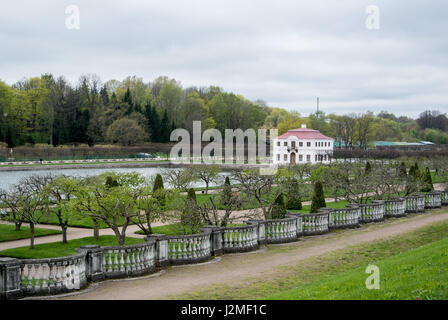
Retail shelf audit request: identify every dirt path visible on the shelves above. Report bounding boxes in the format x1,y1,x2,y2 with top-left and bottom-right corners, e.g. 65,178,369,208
53,209,448,300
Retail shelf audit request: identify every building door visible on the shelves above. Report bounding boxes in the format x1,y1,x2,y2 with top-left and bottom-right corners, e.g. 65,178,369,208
290,152,296,164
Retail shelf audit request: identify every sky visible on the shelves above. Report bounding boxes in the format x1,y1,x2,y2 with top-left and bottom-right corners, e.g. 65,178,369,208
0,0,447,118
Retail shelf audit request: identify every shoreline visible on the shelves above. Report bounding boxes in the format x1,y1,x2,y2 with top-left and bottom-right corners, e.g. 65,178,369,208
0,160,270,172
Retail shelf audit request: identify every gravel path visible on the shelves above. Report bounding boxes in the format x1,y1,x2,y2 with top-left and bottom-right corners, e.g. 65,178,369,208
55,209,448,300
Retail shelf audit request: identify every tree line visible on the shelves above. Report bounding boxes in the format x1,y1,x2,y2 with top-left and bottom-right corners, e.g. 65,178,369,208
0,74,447,148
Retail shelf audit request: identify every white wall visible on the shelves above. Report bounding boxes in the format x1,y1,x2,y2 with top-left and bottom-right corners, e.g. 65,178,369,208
272,137,333,165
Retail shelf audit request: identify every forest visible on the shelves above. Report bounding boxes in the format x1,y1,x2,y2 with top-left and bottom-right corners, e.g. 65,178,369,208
0,74,447,148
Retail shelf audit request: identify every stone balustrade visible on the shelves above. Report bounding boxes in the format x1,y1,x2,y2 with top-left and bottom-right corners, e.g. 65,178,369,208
405,194,426,213
424,191,442,209
222,225,259,253
358,201,385,223
101,242,156,278
1,191,448,300
384,198,407,218
328,205,360,229
302,211,329,235
264,217,299,243
165,232,211,265
441,191,448,206
21,254,86,296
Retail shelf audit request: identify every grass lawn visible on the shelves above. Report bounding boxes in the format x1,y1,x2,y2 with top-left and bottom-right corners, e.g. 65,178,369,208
288,200,350,214
173,218,448,300
0,224,61,242
269,236,448,300
0,235,145,259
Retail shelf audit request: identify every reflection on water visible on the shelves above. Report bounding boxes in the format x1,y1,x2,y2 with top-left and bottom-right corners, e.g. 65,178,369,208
0,167,229,191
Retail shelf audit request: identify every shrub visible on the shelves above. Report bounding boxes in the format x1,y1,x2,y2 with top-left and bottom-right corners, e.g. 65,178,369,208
310,181,326,213
270,193,287,219
285,179,302,210
421,167,434,192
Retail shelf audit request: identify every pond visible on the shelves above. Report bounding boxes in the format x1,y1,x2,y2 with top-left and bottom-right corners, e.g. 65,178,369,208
0,167,230,191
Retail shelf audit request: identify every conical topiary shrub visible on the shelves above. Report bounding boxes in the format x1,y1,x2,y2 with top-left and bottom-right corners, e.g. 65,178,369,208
221,176,233,207
310,181,326,213
365,161,372,174
270,193,287,219
153,174,164,191
399,162,407,178
421,167,434,192
286,179,302,210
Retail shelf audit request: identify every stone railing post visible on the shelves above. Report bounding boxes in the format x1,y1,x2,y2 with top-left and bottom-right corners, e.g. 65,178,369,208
146,234,169,267
248,220,266,245
0,257,23,300
200,226,224,256
77,245,105,282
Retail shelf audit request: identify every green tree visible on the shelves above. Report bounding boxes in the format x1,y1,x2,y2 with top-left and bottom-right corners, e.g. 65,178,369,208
285,179,302,210
105,117,148,145
270,193,287,219
310,181,326,213
421,167,434,192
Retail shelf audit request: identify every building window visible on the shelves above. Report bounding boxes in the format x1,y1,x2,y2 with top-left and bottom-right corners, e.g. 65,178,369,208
299,142,303,147
284,154,288,161
277,141,280,147
299,154,303,161
306,155,310,162
307,142,311,147
277,154,280,161
284,141,288,147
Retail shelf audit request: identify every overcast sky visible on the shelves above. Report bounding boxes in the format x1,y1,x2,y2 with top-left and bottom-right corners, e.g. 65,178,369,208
1,0,447,118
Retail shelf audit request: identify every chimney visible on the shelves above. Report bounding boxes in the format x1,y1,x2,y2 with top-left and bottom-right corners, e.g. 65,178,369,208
301,124,307,129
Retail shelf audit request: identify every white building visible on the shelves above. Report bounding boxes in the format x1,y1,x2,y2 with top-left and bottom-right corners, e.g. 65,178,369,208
273,124,334,165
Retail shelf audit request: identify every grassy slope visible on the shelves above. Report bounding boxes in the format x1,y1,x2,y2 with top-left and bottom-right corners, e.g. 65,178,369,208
269,236,448,300
0,236,145,259
0,224,61,242
173,216,448,300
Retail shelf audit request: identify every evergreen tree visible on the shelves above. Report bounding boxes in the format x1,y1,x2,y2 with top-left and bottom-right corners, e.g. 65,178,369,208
153,174,164,191
310,181,326,213
123,88,133,115
100,85,109,106
270,193,287,219
421,167,434,192
187,188,197,203
221,176,233,207
365,161,372,174
285,179,302,210
399,162,407,178
153,173,165,205
160,109,170,142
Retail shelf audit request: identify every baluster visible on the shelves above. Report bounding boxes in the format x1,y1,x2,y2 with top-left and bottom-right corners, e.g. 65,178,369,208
48,263,54,288
33,264,40,290
41,264,48,289
119,250,125,272
113,250,119,272
107,250,112,272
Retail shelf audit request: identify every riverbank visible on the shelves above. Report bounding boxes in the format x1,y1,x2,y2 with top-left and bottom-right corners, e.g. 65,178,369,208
0,159,269,172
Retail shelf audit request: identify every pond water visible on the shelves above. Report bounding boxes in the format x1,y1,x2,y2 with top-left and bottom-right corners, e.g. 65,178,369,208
0,167,230,191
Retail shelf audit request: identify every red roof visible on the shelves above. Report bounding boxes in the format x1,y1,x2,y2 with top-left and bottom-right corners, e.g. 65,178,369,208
277,128,334,140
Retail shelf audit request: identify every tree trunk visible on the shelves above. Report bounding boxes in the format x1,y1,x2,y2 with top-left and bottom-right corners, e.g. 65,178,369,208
30,222,35,249
62,226,68,244
205,181,209,195
15,222,22,231
146,213,152,235
93,220,99,239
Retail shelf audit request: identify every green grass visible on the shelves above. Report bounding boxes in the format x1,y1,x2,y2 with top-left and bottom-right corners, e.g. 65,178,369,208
289,200,350,214
0,224,62,242
173,216,448,300
0,235,145,259
269,236,448,300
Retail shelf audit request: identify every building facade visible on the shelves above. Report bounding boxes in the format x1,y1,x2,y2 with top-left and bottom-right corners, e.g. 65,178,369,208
272,124,334,165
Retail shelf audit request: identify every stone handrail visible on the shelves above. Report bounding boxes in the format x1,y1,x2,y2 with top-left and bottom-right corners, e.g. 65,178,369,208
221,224,258,253
441,190,448,206
358,200,385,223
165,232,212,265
301,211,329,235
263,217,299,244
424,191,442,209
405,194,425,213
14,252,87,298
328,205,360,229
384,197,406,217
101,242,156,278
1,191,447,300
